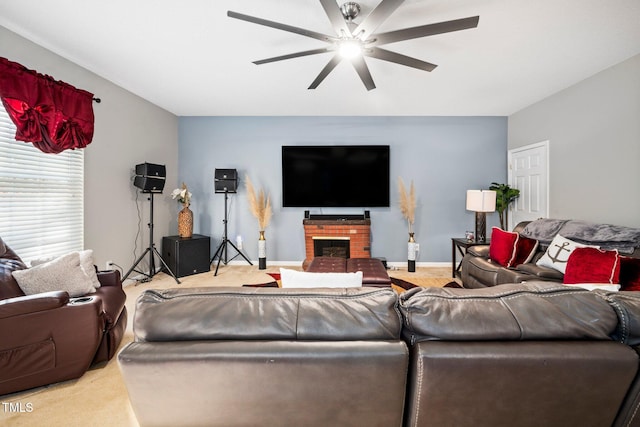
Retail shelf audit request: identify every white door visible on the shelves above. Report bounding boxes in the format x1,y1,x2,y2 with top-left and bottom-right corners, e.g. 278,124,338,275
507,141,549,228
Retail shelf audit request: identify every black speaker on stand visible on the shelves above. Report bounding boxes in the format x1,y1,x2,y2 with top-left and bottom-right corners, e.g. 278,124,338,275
211,169,253,276
124,163,180,284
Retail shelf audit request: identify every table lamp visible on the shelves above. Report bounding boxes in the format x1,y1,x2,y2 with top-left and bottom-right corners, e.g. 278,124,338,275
466,190,497,242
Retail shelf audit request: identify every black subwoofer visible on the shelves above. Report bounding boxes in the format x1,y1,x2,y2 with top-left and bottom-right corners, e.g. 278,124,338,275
162,235,211,278
214,169,238,193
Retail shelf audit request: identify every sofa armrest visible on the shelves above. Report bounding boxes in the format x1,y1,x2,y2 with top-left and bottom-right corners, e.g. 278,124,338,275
0,291,69,320
93,285,126,327
0,293,104,395
467,245,490,257
97,269,122,288
516,263,564,280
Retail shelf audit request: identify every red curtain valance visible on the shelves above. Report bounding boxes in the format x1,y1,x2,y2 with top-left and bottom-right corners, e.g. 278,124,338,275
0,57,95,154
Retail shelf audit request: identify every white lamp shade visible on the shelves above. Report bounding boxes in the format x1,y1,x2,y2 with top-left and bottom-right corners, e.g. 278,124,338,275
466,190,497,212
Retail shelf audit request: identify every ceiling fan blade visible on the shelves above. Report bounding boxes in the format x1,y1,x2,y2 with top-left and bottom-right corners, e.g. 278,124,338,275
319,0,352,37
350,56,376,91
365,47,437,72
228,10,336,43
353,0,404,41
371,16,479,46
308,55,342,89
253,48,332,65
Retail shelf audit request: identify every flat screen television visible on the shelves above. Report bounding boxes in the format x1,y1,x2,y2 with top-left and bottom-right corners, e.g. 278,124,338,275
282,145,390,208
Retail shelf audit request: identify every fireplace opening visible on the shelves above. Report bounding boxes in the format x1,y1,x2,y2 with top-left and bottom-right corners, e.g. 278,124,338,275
313,237,350,259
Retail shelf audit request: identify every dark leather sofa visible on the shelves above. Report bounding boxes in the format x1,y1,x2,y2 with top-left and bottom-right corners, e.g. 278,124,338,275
400,283,640,427
119,283,640,427
461,221,640,288
0,238,127,396
119,286,408,427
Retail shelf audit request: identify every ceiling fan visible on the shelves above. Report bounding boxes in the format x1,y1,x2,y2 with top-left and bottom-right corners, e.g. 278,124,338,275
227,0,479,91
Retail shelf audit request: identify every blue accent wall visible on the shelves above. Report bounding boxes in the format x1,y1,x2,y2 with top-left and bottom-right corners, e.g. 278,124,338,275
178,116,507,263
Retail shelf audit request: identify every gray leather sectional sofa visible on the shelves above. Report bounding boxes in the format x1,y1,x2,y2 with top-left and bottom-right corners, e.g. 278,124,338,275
119,283,640,427
462,220,640,288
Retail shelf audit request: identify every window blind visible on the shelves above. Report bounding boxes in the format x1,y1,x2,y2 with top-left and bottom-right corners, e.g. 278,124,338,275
0,103,84,264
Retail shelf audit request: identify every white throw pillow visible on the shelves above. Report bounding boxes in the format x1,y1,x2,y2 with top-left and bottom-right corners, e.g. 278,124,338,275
12,252,98,297
563,283,621,292
280,268,363,288
536,234,599,274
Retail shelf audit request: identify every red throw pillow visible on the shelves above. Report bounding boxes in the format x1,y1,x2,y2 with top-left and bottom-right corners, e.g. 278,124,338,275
511,235,539,267
489,227,518,267
563,247,621,284
620,256,640,291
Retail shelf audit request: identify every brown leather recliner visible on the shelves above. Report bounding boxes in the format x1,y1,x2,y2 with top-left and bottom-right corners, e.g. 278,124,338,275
0,238,127,396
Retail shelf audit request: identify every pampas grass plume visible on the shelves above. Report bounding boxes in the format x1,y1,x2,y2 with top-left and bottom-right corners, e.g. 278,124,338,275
245,175,272,230
398,177,416,232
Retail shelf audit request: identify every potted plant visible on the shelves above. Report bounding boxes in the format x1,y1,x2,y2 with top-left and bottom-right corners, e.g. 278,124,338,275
489,182,520,230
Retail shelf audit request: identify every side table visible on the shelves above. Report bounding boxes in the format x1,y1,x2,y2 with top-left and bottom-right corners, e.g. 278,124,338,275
451,238,490,279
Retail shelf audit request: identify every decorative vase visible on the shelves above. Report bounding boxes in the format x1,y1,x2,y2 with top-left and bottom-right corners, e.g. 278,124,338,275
408,232,417,273
258,230,267,270
178,203,193,238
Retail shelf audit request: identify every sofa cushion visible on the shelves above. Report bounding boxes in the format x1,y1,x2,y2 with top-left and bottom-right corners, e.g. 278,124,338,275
280,268,362,288
399,281,617,343
133,287,402,342
537,234,598,274
516,263,564,280
564,248,620,285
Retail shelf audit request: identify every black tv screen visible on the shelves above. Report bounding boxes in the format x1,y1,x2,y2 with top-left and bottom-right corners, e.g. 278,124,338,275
282,145,390,208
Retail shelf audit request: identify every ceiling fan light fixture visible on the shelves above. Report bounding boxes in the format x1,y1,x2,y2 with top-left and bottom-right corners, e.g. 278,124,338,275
340,2,361,21
338,38,362,59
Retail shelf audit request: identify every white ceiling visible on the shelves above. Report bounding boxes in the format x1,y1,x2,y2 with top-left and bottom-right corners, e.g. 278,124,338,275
1,0,639,116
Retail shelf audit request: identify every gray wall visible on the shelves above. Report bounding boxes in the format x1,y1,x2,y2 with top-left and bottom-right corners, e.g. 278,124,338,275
508,54,640,228
0,26,179,273
179,116,507,263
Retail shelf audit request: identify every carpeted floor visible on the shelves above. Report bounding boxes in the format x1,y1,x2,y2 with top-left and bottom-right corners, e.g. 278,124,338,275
1,265,454,427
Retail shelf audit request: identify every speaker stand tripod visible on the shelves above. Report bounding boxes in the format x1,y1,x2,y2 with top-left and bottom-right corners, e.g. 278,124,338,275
124,192,180,284
210,191,253,276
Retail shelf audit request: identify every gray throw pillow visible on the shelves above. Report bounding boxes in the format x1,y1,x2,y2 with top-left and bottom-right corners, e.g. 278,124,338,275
12,252,97,297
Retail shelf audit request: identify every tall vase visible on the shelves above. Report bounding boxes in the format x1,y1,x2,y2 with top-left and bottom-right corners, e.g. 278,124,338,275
408,232,417,273
178,203,193,238
258,230,266,270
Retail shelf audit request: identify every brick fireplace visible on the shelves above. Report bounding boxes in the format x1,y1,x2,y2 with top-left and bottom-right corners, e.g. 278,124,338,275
303,218,371,268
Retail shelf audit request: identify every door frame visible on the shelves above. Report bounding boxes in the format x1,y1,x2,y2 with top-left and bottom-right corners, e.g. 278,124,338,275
507,140,550,228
